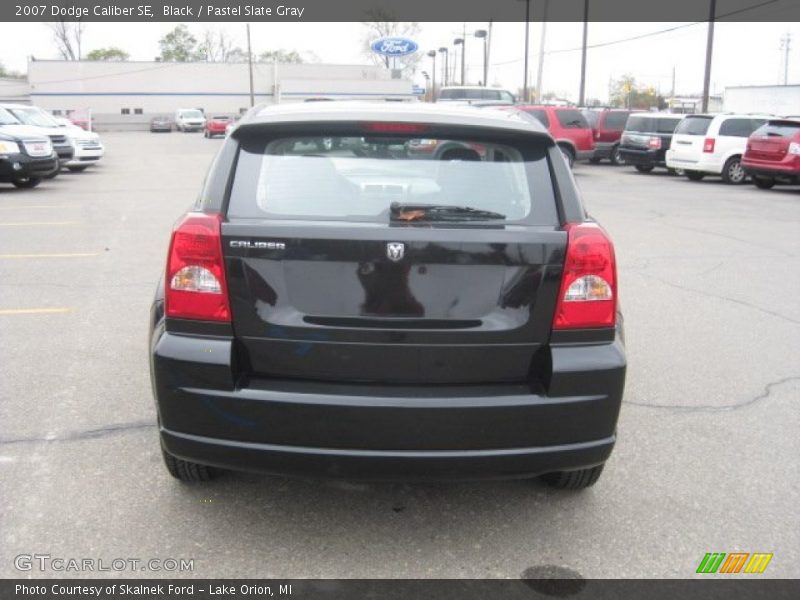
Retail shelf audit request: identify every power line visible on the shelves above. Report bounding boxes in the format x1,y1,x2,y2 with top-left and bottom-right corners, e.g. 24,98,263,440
493,0,782,66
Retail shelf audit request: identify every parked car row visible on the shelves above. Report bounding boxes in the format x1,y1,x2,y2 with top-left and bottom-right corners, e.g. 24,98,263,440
0,104,104,189
150,109,239,138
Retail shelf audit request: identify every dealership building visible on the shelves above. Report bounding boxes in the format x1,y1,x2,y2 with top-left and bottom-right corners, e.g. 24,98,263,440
23,59,417,129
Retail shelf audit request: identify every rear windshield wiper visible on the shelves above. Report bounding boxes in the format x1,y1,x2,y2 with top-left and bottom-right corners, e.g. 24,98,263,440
390,202,506,221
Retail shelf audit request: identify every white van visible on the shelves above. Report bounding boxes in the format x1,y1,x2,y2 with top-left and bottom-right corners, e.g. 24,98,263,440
665,113,771,184
174,108,206,132
436,86,516,105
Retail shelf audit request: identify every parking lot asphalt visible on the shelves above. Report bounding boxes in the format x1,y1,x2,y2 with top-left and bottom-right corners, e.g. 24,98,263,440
1,132,798,579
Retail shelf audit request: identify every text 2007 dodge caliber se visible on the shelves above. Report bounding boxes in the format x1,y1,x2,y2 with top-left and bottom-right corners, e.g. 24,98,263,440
149,103,626,490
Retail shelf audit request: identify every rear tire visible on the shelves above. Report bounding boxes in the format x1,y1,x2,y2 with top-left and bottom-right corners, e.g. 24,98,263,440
610,145,626,166
634,164,654,173
542,464,605,490
204,129,209,138
752,176,776,189
685,170,705,181
589,157,601,164
67,166,88,173
12,177,42,189
721,156,746,184
162,449,216,482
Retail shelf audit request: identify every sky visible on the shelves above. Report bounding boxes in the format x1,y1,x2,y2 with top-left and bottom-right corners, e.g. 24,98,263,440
0,21,798,102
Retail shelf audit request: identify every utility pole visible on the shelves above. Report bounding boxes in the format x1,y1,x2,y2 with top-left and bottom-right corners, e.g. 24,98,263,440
535,0,549,103
671,66,676,111
780,32,792,85
701,0,716,113
522,0,531,102
486,20,493,86
246,23,255,107
461,23,467,85
578,0,589,106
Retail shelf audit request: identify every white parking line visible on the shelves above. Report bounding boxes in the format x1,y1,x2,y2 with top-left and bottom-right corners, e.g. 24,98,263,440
0,308,72,315
0,253,99,259
0,221,80,227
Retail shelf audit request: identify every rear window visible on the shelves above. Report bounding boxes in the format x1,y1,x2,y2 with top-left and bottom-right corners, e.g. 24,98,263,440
603,111,630,130
719,118,765,137
624,115,681,134
555,110,589,129
439,89,512,101
675,116,712,136
228,134,557,225
752,121,800,138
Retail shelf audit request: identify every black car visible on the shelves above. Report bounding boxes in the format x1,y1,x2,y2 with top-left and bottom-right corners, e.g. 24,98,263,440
149,104,626,489
0,130,59,188
1,104,74,171
618,113,684,172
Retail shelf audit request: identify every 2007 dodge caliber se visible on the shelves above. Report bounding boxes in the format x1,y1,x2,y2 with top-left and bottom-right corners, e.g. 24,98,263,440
149,103,626,490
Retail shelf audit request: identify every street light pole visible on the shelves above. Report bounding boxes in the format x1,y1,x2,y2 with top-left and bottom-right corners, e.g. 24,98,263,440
475,30,488,86
461,23,467,85
427,50,437,101
453,38,464,85
438,47,449,87
246,23,255,107
536,0,549,103
701,0,716,113
578,0,589,106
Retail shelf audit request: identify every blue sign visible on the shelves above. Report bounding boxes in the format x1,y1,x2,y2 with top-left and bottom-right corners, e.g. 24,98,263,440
371,37,419,57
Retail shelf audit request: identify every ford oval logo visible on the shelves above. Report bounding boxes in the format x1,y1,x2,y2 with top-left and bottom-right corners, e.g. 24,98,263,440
371,37,419,57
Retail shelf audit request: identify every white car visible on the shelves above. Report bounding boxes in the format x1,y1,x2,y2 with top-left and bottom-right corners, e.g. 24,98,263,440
174,108,206,132
436,86,516,105
54,117,104,172
666,113,771,184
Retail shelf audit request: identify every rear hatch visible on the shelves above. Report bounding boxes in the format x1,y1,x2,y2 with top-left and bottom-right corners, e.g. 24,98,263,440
669,115,713,163
554,109,594,151
597,111,630,143
620,115,682,153
222,125,565,385
746,120,800,164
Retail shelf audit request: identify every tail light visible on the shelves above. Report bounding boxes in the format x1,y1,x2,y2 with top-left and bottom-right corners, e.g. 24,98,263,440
553,223,617,330
703,138,716,153
594,130,600,140
165,212,230,322
361,122,431,134
648,136,662,149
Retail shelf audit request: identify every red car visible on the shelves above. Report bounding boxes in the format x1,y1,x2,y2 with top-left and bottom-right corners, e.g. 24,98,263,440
500,105,594,167
742,118,800,189
582,108,635,165
204,115,232,138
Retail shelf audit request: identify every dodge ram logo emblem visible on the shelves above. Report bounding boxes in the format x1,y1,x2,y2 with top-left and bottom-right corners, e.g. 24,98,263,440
386,242,405,262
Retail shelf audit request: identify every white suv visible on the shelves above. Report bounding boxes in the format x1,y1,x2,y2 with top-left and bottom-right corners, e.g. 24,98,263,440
174,108,206,132
666,113,771,184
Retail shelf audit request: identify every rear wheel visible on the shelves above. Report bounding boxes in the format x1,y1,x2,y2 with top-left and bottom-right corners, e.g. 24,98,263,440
685,170,705,181
204,129,209,138
162,449,216,482
610,145,626,166
589,157,601,164
558,145,575,168
12,177,42,189
634,164,654,173
721,156,746,184
542,464,605,490
752,176,776,189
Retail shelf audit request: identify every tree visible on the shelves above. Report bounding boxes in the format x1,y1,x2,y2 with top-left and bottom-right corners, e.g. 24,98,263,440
0,61,23,78
609,74,666,110
198,28,244,62
258,50,304,64
47,19,85,60
361,11,421,77
85,47,129,61
158,25,201,62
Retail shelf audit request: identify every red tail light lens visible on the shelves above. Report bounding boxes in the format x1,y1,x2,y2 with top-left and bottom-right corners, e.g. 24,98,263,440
361,122,431,134
703,138,716,153
553,223,617,330
648,136,662,149
165,212,230,322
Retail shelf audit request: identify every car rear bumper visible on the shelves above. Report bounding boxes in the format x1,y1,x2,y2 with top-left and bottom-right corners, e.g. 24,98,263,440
742,158,800,180
665,151,722,173
618,147,664,166
150,326,626,480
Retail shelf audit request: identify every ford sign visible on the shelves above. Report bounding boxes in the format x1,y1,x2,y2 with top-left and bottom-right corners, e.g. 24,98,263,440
371,37,419,57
